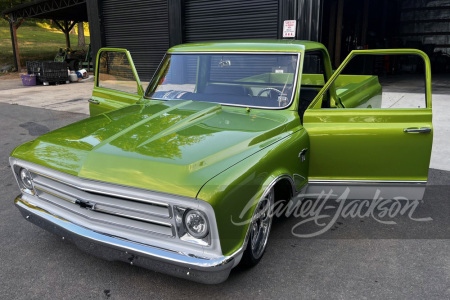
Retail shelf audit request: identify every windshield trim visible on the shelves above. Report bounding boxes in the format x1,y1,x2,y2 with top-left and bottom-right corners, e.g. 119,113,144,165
144,51,301,110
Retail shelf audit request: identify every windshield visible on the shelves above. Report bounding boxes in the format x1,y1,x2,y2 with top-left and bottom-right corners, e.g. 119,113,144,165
146,53,299,109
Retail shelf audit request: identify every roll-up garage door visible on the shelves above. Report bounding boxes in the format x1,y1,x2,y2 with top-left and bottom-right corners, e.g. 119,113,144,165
101,0,169,82
184,0,279,42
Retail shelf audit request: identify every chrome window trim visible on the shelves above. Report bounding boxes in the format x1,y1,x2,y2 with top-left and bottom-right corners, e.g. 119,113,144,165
145,51,302,111
95,49,142,95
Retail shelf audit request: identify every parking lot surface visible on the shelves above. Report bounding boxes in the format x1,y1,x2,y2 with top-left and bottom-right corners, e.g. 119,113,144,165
0,79,449,299
0,79,93,114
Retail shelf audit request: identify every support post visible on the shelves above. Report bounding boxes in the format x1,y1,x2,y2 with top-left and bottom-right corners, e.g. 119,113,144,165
296,0,323,41
64,20,71,48
168,0,184,46
12,23,21,69
334,0,345,68
381,0,388,38
361,0,369,47
86,0,106,71
6,15,24,71
9,20,19,71
327,0,337,63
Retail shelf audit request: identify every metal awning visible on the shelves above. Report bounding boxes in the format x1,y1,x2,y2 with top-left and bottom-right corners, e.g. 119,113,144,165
3,0,87,22
2,0,88,70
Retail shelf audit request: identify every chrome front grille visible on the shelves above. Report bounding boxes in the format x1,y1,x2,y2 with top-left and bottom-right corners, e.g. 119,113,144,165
31,172,175,238
11,157,224,259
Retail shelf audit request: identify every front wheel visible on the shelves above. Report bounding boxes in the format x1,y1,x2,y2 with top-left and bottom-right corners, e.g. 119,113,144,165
241,188,274,267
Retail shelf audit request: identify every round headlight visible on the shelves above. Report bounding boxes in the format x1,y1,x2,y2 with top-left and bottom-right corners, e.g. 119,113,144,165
184,210,209,239
19,168,33,190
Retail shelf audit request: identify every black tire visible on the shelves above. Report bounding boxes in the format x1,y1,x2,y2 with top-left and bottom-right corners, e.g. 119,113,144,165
240,188,274,267
241,233,265,267
68,60,79,71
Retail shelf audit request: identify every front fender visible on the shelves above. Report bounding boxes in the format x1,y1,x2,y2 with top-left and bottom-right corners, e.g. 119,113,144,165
197,128,309,256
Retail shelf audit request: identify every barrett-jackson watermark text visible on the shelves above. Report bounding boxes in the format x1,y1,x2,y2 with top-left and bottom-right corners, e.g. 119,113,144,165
231,188,432,238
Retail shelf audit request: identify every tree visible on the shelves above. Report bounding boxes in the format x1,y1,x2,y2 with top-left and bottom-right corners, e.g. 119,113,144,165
77,22,85,47
0,0,26,13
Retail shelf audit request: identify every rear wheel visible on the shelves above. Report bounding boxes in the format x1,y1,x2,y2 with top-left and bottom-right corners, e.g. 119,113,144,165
68,59,79,71
241,188,274,267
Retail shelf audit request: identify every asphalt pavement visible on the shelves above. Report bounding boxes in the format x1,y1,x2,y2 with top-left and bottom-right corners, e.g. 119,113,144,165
0,102,449,299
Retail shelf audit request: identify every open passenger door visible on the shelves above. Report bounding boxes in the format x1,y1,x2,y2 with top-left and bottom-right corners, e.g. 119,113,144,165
89,48,144,116
303,49,433,200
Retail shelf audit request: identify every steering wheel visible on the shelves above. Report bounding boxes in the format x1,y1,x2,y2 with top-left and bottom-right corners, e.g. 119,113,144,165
257,87,283,97
160,90,189,100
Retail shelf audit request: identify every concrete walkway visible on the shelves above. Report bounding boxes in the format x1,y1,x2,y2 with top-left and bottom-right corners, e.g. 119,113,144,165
431,94,450,171
0,79,92,115
0,77,449,171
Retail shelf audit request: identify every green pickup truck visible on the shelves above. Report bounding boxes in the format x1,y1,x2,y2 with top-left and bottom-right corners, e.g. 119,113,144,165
10,40,433,284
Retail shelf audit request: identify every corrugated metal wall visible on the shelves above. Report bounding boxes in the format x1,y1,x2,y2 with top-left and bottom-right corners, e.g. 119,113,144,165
101,0,170,81
297,0,323,41
183,0,279,42
94,0,324,80
401,0,450,54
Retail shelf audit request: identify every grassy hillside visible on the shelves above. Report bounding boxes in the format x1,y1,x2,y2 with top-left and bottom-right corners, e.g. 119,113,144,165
0,20,90,71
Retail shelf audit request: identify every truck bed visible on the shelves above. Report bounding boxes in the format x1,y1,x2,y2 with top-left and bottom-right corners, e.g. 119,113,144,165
301,74,382,108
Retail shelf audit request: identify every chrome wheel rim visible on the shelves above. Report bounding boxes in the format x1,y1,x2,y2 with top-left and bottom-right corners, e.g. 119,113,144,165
250,188,274,259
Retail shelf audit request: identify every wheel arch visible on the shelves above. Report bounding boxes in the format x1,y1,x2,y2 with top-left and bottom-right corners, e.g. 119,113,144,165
241,174,295,247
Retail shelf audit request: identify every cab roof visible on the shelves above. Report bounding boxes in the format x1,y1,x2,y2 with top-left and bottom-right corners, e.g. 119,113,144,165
168,39,327,53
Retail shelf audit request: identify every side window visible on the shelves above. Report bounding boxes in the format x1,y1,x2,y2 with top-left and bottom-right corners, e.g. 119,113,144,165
332,54,427,109
98,51,138,94
300,51,328,118
302,52,326,81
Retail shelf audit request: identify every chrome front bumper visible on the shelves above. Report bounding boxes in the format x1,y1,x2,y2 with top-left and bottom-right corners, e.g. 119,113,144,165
15,196,235,284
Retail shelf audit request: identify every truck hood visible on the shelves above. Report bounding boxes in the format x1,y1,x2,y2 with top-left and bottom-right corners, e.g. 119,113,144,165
12,100,299,198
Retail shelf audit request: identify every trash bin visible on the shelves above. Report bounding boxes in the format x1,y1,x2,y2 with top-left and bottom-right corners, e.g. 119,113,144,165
20,74,37,86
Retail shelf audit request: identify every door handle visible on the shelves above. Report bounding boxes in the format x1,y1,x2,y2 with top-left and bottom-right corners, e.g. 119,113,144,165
403,127,431,133
88,98,100,104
